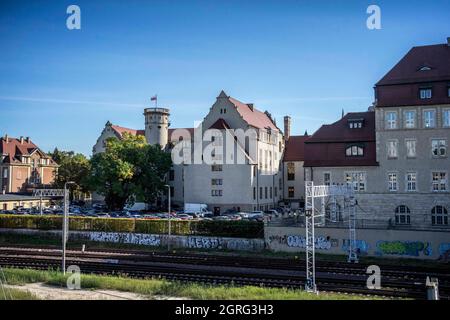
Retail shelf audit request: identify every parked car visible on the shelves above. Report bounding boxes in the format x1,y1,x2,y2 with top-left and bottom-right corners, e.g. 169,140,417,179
176,214,193,220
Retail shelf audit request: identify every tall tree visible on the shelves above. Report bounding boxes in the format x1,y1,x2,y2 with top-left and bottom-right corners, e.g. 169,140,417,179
88,133,172,210
48,148,91,196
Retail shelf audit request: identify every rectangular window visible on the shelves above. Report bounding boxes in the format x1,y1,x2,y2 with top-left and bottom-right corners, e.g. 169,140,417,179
288,186,294,198
324,172,331,186
274,186,278,197
211,165,223,171
169,169,175,181
406,173,417,192
385,111,397,129
211,179,223,186
253,187,256,200
420,88,432,99
170,186,174,197
432,172,447,192
265,187,268,199
431,139,447,157
260,187,263,199
345,172,366,192
404,110,416,128
270,187,272,199
387,140,398,158
443,109,450,127
2,168,7,179
405,139,416,158
287,162,295,180
388,173,398,192
211,189,223,197
423,110,436,128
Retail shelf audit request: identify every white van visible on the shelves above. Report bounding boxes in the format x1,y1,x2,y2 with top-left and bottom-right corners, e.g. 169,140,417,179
184,203,212,217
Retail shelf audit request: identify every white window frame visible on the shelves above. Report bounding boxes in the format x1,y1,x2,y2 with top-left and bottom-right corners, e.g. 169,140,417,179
443,108,450,128
431,171,448,192
431,206,448,226
420,88,432,99
404,110,416,129
388,172,398,192
387,139,398,159
405,139,417,158
423,109,436,128
431,139,447,158
395,205,411,225
385,111,397,130
406,172,417,192
345,172,366,192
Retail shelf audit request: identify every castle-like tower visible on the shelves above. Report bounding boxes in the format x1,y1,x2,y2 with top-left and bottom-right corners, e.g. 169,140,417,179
144,107,170,148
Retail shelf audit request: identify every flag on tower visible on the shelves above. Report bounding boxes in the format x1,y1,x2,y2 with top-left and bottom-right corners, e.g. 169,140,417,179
151,95,157,107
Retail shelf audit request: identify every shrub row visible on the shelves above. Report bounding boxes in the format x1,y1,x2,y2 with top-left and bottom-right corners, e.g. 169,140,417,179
0,215,263,238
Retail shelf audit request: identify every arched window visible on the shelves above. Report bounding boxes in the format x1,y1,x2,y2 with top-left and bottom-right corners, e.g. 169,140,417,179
431,206,448,226
395,205,411,225
345,145,364,157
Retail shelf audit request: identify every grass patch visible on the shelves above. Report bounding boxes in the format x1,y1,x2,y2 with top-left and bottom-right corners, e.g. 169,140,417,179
2,268,379,300
0,288,40,300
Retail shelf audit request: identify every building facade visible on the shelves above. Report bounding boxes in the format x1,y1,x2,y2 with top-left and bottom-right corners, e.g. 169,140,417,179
302,40,450,230
0,135,58,194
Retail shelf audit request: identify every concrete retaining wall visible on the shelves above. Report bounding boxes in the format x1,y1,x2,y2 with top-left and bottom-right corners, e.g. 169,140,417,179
265,226,450,260
0,228,265,252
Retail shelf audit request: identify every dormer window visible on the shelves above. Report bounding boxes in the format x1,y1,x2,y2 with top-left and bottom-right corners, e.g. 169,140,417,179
348,118,364,129
419,66,432,71
419,87,432,99
346,145,364,157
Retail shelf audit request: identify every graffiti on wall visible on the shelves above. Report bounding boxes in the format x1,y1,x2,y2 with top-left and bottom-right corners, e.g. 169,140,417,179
376,240,432,257
185,236,262,251
341,239,369,255
88,232,161,246
438,243,450,261
286,235,333,250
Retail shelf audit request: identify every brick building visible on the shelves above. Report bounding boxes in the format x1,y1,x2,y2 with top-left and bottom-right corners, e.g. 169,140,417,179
0,135,58,193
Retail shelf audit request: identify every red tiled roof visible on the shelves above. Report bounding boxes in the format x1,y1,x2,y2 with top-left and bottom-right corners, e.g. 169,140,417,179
1,136,56,165
376,44,450,86
110,125,143,137
304,111,378,167
209,118,231,130
283,135,309,161
228,96,279,131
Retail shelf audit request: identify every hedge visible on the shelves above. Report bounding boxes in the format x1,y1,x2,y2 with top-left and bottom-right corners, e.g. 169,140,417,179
0,215,263,238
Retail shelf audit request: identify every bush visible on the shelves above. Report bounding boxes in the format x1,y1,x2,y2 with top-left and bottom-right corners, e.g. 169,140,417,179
0,215,264,238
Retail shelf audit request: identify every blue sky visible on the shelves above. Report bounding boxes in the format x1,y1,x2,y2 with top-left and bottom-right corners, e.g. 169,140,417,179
1,0,449,156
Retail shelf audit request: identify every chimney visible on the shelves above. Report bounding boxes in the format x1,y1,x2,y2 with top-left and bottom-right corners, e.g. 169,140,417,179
447,37,450,46
284,116,291,141
20,136,24,144
26,137,30,143
247,103,254,111
3,134,8,143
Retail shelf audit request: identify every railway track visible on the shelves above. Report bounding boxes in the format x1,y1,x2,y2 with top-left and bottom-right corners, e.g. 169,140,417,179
0,246,448,299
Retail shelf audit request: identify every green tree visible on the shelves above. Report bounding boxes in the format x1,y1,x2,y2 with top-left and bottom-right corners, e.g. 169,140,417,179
88,133,172,210
47,148,91,197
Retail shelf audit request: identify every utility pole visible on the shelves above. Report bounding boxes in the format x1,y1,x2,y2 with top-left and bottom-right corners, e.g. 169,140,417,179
165,184,171,251
62,181,75,274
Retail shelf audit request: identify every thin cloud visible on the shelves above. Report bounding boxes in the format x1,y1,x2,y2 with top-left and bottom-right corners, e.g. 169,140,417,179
256,96,372,104
0,96,145,109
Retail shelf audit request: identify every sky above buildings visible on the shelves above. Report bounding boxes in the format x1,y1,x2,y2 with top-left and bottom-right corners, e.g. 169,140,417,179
0,0,449,156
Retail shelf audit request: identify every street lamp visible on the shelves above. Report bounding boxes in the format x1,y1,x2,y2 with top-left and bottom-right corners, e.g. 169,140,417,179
62,181,75,274
165,184,171,251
